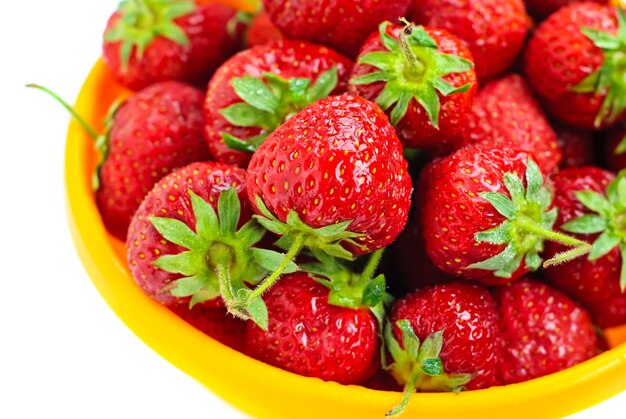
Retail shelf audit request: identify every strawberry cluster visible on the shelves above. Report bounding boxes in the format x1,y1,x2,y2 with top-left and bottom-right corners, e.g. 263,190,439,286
39,0,626,416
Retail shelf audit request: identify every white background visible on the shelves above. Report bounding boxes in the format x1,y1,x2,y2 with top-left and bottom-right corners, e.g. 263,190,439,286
1,1,624,418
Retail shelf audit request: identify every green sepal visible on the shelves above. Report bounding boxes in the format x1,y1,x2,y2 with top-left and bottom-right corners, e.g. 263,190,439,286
384,320,472,417
150,188,268,308
250,248,299,274
362,274,386,307
253,195,365,261
574,8,626,127
103,0,196,71
219,67,339,154
615,134,626,155
350,20,474,129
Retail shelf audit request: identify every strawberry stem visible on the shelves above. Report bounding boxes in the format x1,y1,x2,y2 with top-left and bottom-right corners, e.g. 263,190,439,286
245,232,306,303
397,19,425,80
543,244,594,268
386,373,417,417
516,216,590,248
26,84,99,140
359,248,384,284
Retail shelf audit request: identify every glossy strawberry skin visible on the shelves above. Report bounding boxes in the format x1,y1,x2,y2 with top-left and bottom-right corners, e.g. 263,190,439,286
524,3,619,130
246,94,412,256
495,278,598,384
103,3,239,91
245,272,379,384
418,143,531,284
525,0,608,20
391,282,501,390
246,12,283,48
543,167,622,324
554,123,598,169
126,162,249,307
349,25,477,149
97,81,210,241
604,125,626,171
461,74,561,174
409,0,529,81
204,41,352,167
262,0,411,57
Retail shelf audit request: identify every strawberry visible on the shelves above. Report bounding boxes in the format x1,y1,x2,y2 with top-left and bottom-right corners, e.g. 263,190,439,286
227,94,411,321
245,272,379,384
543,167,626,328
461,74,562,174
261,0,411,57
385,282,500,415
203,40,352,167
604,124,626,171
409,0,529,81
524,3,626,130
525,0,609,20
245,12,283,48
418,142,590,285
102,0,240,90
30,82,210,240
127,161,300,329
349,21,477,149
495,277,598,384
170,304,247,352
554,122,598,169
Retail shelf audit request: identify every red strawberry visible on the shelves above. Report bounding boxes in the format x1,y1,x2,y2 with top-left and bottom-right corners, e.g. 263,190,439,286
385,282,500,415
524,3,626,130
349,21,477,149
102,0,240,90
126,162,286,322
543,167,626,327
171,304,247,352
245,12,283,47
604,124,626,171
261,0,411,57
495,277,598,384
409,0,529,81
245,272,379,384
525,0,608,20
554,122,598,169
418,142,590,285
461,74,562,174
203,40,352,167
30,82,210,240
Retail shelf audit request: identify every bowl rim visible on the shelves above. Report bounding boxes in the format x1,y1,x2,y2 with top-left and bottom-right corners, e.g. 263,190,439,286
66,58,626,419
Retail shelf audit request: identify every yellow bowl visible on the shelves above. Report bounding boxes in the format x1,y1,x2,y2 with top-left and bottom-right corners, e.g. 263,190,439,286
66,2,626,417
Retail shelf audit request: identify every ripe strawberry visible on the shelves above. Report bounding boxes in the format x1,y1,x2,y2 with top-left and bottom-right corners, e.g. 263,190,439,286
409,0,529,81
30,82,210,240
349,21,477,149
261,0,411,57
203,40,352,167
170,304,247,352
543,167,626,327
525,0,608,20
245,12,283,47
245,272,379,384
103,0,240,90
385,282,500,415
495,277,598,384
554,122,598,169
604,124,626,171
418,142,590,285
461,74,562,174
524,3,626,129
126,161,297,331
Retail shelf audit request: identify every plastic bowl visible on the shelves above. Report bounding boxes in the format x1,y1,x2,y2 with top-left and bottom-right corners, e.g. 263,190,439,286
66,2,626,417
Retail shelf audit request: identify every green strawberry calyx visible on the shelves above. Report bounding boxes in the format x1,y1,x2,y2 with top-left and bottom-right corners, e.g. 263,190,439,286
350,19,474,128
220,66,339,153
616,133,626,155
561,170,626,291
574,8,626,128
468,158,592,278
104,0,196,71
26,84,122,190
384,320,473,417
150,188,296,330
